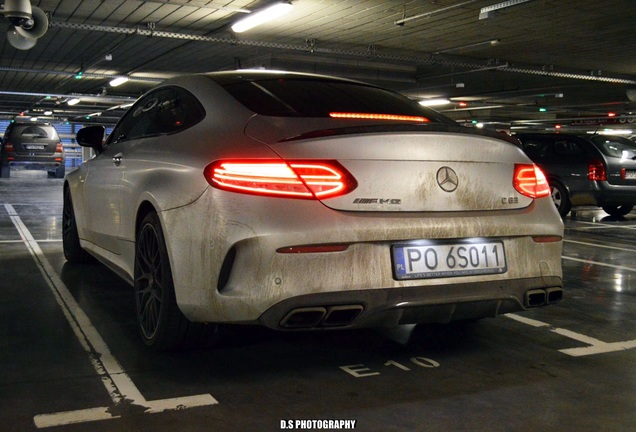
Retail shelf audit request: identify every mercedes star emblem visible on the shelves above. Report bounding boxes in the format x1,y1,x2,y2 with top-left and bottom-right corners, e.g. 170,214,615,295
436,166,459,193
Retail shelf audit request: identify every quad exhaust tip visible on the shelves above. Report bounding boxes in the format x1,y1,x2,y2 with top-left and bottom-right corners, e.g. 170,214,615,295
280,305,364,329
525,287,563,308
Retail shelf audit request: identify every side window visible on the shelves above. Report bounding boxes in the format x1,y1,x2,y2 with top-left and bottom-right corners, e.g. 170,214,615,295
107,86,205,145
554,140,585,156
522,139,550,159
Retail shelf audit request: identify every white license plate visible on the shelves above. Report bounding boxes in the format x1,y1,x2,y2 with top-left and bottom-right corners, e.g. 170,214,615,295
25,145,45,150
392,240,507,280
625,170,636,179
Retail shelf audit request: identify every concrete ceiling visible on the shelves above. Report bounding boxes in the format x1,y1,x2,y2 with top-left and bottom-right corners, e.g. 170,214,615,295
1,0,636,132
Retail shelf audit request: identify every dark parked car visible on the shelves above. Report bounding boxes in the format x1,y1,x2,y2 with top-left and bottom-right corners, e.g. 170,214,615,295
1,122,65,178
516,133,636,217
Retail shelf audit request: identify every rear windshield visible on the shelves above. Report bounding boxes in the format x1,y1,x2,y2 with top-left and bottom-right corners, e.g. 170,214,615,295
220,77,454,124
589,135,636,159
7,125,59,140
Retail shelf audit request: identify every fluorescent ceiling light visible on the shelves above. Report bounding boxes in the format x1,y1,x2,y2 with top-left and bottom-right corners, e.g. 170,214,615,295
231,2,293,33
109,76,129,87
67,98,81,105
594,129,634,136
419,98,450,107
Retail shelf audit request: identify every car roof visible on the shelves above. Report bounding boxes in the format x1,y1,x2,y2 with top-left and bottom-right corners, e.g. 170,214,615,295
200,69,379,87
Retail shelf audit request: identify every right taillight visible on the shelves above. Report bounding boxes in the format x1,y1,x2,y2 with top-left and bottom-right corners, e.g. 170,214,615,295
204,159,357,199
588,159,607,181
513,164,550,199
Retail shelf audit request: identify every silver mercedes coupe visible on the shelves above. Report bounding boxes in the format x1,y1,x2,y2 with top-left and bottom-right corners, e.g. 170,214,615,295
63,71,563,350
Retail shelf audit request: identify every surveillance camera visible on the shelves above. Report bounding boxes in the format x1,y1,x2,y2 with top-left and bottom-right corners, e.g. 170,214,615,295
2,0,33,20
2,0,49,50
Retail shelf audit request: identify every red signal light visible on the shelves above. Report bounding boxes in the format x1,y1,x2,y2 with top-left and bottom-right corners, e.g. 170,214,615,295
588,160,607,181
329,112,429,122
205,160,357,199
513,164,550,199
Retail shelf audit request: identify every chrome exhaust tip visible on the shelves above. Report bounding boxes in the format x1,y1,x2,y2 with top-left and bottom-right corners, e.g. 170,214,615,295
525,289,547,307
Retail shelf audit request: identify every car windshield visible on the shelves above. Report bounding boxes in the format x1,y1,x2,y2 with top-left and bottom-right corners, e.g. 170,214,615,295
218,76,455,124
11,125,56,139
590,135,636,159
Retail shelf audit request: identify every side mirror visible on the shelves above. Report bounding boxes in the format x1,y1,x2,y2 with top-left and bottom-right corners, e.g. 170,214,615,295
76,126,105,154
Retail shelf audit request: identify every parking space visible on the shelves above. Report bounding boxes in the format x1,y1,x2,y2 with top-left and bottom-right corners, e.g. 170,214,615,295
2,172,636,432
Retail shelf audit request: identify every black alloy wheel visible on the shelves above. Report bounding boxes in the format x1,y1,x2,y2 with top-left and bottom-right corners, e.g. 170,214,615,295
62,187,91,263
134,211,218,351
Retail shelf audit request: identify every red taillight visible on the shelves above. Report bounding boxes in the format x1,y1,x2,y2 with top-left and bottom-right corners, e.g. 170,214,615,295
588,160,607,181
329,112,429,122
513,164,550,199
55,142,63,153
5,141,13,152
532,235,562,243
204,160,357,199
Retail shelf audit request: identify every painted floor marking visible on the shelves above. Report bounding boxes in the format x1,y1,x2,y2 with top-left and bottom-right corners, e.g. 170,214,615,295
561,255,636,273
505,313,636,357
568,220,636,231
564,239,636,253
0,239,61,243
4,204,218,428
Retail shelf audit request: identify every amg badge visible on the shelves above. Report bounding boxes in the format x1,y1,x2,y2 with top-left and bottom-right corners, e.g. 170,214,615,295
353,198,402,205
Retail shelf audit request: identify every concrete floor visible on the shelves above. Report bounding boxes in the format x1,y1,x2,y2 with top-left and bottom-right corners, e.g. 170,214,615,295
1,170,636,432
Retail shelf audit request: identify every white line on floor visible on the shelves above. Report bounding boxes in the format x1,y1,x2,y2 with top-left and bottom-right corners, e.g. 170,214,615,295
505,313,636,357
564,239,636,253
3,204,218,428
561,256,636,273
567,221,636,231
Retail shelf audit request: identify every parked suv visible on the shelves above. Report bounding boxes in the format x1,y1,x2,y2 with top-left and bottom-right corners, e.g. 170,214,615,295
1,122,65,178
516,133,636,217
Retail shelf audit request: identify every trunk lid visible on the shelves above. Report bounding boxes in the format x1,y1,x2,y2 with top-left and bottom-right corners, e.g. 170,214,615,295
245,118,533,212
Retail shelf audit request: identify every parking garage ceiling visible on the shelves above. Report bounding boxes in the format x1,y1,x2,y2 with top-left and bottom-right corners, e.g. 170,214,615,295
1,0,635,131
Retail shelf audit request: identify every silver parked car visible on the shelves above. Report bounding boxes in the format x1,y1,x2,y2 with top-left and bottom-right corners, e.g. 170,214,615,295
63,71,564,350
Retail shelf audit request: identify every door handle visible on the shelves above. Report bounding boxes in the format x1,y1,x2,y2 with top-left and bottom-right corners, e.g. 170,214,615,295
112,153,123,166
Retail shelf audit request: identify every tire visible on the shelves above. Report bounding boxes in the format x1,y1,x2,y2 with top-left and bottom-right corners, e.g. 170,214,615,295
602,204,634,217
550,181,571,217
62,187,92,263
0,163,10,178
55,164,66,179
134,211,219,351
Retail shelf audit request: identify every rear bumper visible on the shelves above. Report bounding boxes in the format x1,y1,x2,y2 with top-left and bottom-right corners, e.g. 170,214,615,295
3,155,63,171
572,181,636,206
258,276,563,329
161,187,563,325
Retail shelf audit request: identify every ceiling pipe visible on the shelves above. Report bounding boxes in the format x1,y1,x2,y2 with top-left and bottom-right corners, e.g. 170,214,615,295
395,0,481,25
48,20,636,86
0,65,162,83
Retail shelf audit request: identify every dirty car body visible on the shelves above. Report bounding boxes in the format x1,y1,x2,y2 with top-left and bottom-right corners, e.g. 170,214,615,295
64,71,563,350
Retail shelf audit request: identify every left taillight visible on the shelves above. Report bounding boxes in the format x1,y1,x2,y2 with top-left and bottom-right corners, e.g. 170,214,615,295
588,159,607,181
204,160,358,199
513,164,550,199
